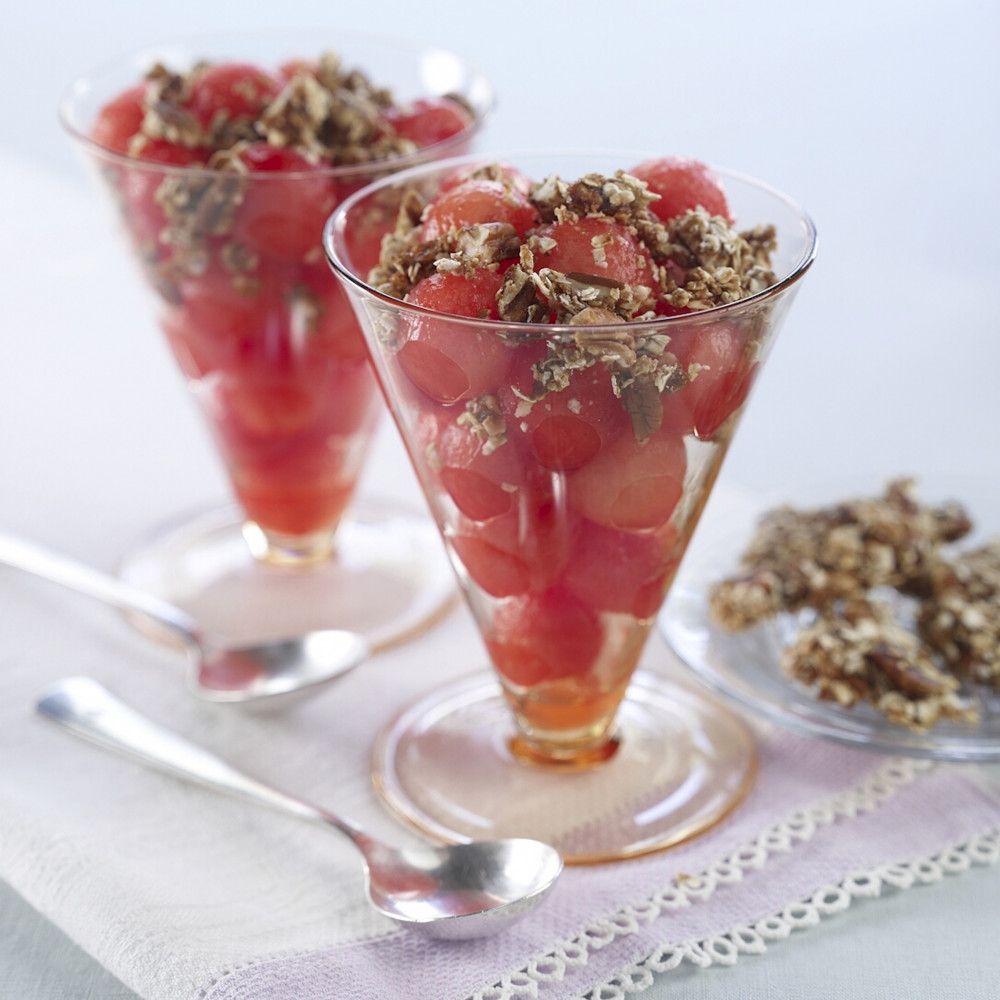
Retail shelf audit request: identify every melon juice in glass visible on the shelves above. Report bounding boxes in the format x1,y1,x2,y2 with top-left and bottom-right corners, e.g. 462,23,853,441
326,152,816,861
60,32,493,648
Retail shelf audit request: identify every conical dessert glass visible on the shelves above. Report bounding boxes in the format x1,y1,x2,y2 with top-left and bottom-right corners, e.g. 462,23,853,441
325,151,816,861
60,32,493,648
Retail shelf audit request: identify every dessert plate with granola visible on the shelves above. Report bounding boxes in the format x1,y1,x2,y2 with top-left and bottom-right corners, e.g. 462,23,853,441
659,476,1000,760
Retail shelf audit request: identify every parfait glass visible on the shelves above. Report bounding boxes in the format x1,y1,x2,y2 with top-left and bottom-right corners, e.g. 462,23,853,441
60,32,493,647
326,151,816,861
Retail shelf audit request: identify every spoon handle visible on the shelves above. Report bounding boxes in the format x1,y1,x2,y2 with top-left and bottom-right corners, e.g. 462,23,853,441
36,677,362,842
0,532,198,640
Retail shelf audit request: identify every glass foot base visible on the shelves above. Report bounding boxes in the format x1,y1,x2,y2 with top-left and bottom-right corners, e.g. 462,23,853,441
118,498,456,651
373,671,756,864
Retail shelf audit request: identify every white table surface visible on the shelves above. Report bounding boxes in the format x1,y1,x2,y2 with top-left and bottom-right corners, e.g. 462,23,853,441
2,0,998,996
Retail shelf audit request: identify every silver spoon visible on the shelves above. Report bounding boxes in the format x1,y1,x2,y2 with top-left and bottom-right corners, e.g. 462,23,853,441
36,677,563,939
0,532,369,702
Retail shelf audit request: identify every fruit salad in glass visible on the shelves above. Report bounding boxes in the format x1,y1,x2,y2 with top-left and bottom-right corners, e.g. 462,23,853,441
326,151,816,859
61,33,492,646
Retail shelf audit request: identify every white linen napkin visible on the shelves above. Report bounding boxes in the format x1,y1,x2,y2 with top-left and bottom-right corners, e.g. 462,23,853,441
1,536,998,1000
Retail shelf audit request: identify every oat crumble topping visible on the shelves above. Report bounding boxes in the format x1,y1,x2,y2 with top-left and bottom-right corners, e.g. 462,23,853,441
125,53,470,300
370,167,774,318
139,55,418,165
529,171,658,225
370,163,777,446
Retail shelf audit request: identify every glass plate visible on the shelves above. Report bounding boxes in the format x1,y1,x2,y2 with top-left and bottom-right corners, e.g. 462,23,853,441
659,474,1000,762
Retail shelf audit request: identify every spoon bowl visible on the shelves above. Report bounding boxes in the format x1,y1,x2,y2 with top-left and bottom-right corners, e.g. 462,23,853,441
193,630,371,702
0,532,370,701
35,677,563,938
363,837,563,938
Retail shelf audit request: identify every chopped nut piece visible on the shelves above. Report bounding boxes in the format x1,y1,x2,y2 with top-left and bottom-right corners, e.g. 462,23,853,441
497,264,549,323
619,378,664,442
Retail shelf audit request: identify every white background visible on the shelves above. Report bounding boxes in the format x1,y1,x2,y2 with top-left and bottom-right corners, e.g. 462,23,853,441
4,0,998,547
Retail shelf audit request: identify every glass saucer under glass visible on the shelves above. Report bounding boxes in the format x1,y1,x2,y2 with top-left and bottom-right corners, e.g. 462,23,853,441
118,498,456,650
373,671,756,864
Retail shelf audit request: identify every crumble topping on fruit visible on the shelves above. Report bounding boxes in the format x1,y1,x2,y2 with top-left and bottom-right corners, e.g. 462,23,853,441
530,171,659,223
528,268,653,323
259,69,406,163
710,478,998,731
370,160,778,443
138,54,417,163
370,165,774,317
95,50,475,303
136,55,429,269
135,65,201,149
156,170,244,246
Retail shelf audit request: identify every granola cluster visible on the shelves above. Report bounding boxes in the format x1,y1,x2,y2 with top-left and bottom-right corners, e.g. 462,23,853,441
709,479,999,731
918,539,1000,688
709,479,972,630
784,599,976,731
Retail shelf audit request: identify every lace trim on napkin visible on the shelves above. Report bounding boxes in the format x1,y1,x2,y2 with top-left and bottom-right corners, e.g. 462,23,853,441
466,758,1000,1000
585,830,1000,1000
